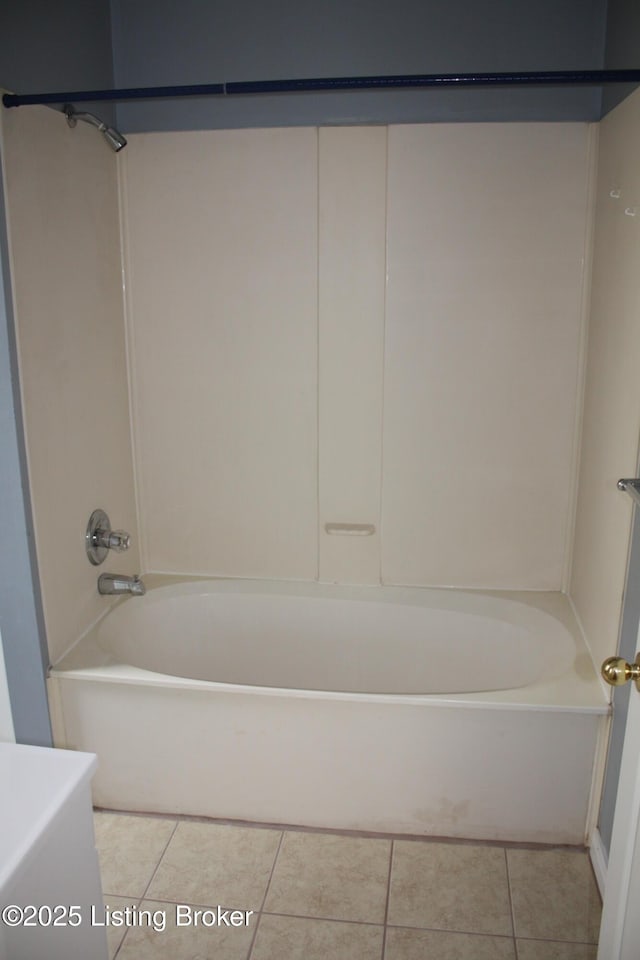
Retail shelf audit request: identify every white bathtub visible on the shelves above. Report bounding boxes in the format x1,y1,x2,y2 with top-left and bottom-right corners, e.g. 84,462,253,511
48,579,608,843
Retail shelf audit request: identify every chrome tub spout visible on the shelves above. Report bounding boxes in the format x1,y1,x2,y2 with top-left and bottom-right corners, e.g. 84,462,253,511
98,573,146,596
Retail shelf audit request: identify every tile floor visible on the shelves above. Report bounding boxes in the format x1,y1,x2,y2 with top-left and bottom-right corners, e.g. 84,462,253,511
94,811,601,960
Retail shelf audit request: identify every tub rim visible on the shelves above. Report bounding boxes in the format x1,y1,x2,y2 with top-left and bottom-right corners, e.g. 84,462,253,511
50,576,608,714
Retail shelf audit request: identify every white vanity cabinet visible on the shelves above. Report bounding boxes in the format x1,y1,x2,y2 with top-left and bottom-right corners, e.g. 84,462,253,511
0,742,108,959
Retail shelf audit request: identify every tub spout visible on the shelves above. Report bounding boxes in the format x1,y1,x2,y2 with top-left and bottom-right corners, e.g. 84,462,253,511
98,573,146,596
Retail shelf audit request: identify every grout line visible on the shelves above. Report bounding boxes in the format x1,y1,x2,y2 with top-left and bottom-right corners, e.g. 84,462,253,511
387,923,515,937
110,896,142,960
381,838,394,959
138,818,180,901
386,923,517,944
261,910,384,927
386,925,514,938
258,828,285,913
504,846,519,958
383,922,523,940
514,934,600,945
246,911,262,960
245,828,285,959
504,847,516,940
139,895,254,911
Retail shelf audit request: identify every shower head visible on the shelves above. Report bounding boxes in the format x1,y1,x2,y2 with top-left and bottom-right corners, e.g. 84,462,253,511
63,103,127,152
101,125,127,152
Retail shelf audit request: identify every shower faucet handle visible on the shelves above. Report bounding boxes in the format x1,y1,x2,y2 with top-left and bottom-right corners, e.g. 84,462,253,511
105,530,130,552
85,509,131,565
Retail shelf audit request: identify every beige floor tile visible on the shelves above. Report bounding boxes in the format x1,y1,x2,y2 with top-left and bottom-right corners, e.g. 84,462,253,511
387,841,512,936
507,850,601,943
251,914,383,960
100,895,140,960
147,821,281,911
115,898,254,959
263,831,390,923
385,927,516,959
94,813,177,897
516,941,598,960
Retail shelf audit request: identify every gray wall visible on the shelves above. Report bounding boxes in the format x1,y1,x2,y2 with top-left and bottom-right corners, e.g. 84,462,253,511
0,0,115,123
3,2,639,130
3,2,635,130
602,0,640,115
0,157,51,747
112,0,608,131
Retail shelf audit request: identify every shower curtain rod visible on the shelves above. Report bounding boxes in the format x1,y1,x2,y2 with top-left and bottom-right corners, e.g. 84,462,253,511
3,69,640,108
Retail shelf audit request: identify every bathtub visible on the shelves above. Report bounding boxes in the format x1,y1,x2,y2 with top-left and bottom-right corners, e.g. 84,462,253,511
48,578,608,843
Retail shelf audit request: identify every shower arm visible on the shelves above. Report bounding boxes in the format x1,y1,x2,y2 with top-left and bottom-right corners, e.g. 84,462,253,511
618,479,640,510
63,104,127,152
64,105,107,133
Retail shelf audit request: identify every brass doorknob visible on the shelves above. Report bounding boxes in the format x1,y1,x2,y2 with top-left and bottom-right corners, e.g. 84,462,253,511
601,654,640,690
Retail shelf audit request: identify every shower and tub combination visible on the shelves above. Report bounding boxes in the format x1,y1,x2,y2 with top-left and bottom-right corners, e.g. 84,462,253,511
48,516,606,846
3,74,623,852
49,573,606,845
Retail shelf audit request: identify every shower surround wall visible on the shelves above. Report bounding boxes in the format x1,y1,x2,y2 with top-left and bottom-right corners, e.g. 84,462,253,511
571,86,640,673
1,109,595,667
123,123,592,589
122,128,319,581
0,104,140,665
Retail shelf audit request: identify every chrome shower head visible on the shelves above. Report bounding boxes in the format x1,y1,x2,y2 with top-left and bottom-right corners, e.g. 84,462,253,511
101,124,127,152
63,103,127,152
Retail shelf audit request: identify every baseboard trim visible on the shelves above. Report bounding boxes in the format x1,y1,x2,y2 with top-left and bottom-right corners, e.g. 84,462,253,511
590,825,608,898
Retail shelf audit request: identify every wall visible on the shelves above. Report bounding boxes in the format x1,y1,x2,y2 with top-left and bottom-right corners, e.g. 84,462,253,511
0,0,115,125
573,86,640,854
0,157,51,746
122,129,318,579
382,122,591,588
123,122,591,589
0,631,15,742
570,86,640,672
111,0,607,132
602,0,640,117
1,103,139,665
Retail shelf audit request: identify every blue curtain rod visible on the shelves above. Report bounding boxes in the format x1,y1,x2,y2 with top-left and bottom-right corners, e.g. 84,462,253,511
4,69,640,108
